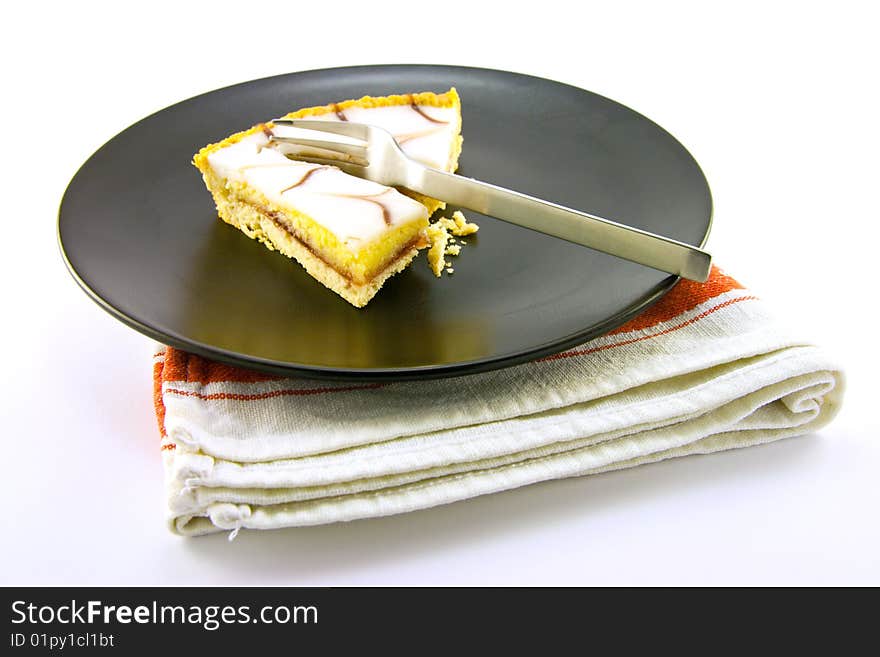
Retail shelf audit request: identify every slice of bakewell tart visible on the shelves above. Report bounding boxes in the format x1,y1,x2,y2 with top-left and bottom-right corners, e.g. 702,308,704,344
192,89,463,307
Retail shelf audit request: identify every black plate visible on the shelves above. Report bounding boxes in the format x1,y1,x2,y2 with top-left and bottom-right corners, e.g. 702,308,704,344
59,65,712,381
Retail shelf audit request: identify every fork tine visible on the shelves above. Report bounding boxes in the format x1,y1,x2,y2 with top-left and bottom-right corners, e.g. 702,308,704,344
272,118,369,140
276,145,368,167
283,155,365,177
270,135,367,161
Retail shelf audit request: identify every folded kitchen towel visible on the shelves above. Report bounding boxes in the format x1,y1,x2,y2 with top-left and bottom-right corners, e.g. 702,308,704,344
153,267,844,537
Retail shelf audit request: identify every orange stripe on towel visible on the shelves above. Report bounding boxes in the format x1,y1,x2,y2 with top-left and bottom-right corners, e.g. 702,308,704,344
153,356,168,439
610,266,745,335
162,348,284,385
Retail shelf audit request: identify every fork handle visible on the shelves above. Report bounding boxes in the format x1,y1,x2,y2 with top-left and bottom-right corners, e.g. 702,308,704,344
407,167,712,282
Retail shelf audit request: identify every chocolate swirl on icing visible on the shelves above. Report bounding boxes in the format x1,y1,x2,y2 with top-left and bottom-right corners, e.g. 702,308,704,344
396,127,445,145
322,189,395,226
344,190,393,226
279,165,331,194
408,94,449,124
271,160,394,226
363,194,392,226
260,124,413,228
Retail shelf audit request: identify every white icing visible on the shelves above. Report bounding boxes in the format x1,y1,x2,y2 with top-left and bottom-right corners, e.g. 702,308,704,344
307,104,459,170
207,133,427,250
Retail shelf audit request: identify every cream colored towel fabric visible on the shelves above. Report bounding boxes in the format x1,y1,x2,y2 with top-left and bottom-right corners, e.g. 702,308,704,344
154,267,843,536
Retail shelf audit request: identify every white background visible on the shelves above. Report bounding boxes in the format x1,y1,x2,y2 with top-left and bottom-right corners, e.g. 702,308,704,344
2,0,877,585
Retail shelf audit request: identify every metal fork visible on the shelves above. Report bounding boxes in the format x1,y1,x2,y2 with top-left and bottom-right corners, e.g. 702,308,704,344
270,119,712,282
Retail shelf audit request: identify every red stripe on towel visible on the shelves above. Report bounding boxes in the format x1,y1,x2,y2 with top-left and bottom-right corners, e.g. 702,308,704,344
163,382,386,402
539,295,758,362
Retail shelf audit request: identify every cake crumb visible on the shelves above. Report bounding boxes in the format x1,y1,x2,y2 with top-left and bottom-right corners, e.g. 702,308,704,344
437,212,479,237
426,223,449,277
450,210,480,236
427,211,478,277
